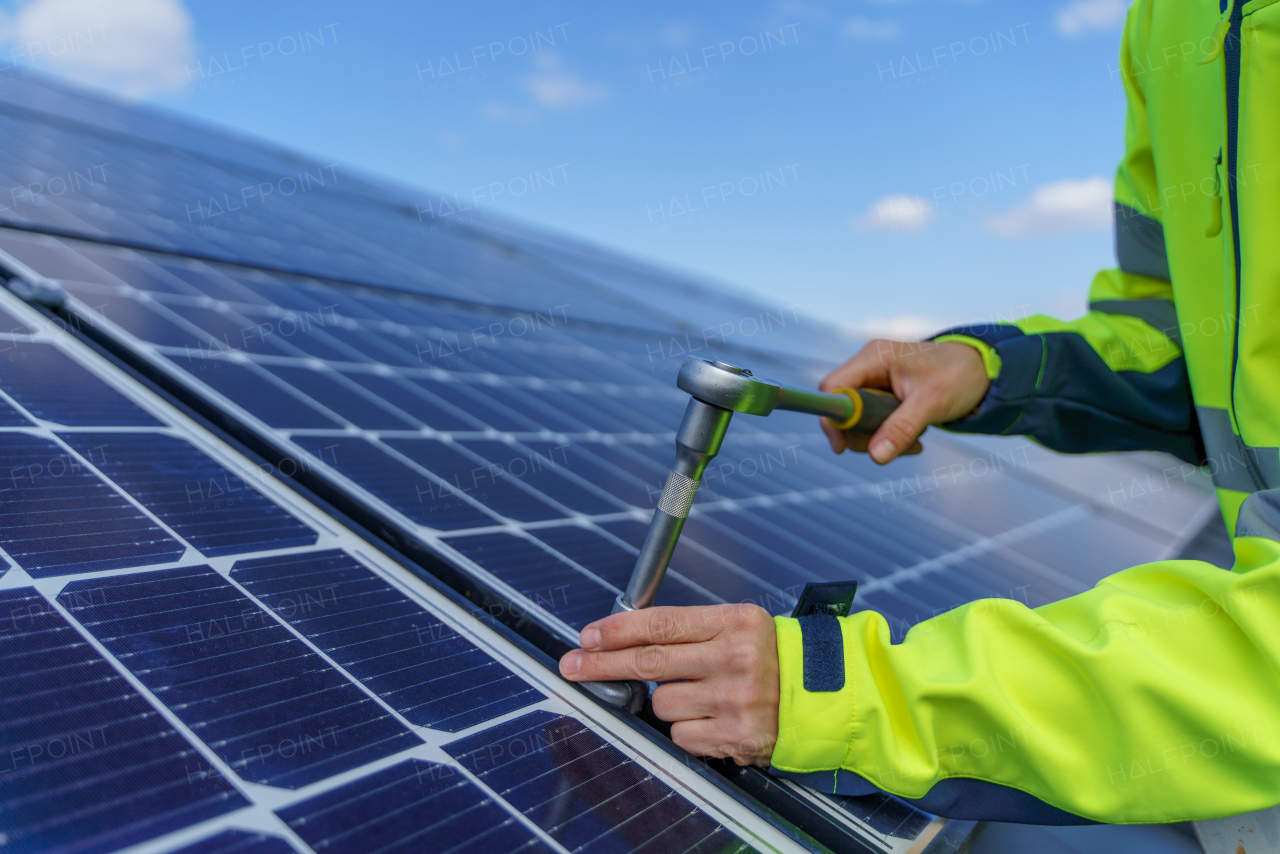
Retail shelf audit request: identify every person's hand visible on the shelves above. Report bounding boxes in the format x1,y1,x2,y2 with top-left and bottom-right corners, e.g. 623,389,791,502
819,339,990,464
559,604,778,767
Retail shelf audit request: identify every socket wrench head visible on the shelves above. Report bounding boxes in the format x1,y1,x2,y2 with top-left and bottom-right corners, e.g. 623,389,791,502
677,358,781,416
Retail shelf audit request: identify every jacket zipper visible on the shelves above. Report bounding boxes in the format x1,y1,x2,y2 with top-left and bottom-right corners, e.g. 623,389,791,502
1222,0,1265,490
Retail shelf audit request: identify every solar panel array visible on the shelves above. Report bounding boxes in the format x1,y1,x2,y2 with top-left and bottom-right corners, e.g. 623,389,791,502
0,228,1210,647
0,71,1224,854
0,293,793,854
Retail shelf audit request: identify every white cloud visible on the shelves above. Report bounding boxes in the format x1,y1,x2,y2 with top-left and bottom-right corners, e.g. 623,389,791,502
524,71,609,108
1056,0,1129,36
841,315,949,341
5,0,194,98
481,102,536,125
659,22,693,48
521,50,608,109
853,194,936,232
842,16,900,41
983,176,1111,237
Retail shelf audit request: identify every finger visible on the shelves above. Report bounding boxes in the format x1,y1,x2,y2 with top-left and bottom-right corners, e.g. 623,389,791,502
840,431,871,454
670,719,724,758
580,605,730,651
560,641,714,683
652,681,715,722
820,418,846,454
671,719,771,765
818,339,899,394
868,395,933,464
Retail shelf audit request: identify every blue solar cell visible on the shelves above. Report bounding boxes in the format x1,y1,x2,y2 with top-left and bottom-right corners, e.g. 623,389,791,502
59,566,422,788
75,248,197,294
164,303,287,356
336,370,479,431
445,711,758,854
158,264,273,305
0,232,114,284
523,389,630,432
410,378,541,432
0,587,247,853
445,533,616,629
0,393,29,424
673,516,810,594
276,759,554,854
0,433,184,576
0,340,159,425
263,364,418,430
59,431,316,556
168,830,298,854
476,384,585,433
598,519,789,611
291,435,496,529
456,440,622,515
384,438,564,522
698,509,861,583
531,526,711,608
61,283,209,348
191,359,342,428
231,550,540,731
523,442,655,509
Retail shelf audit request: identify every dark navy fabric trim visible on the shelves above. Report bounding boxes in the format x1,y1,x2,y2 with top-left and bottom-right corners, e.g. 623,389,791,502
797,614,844,692
770,769,1096,825
934,322,1025,346
931,324,1200,465
1115,202,1171,281
1236,490,1280,541
1089,298,1181,347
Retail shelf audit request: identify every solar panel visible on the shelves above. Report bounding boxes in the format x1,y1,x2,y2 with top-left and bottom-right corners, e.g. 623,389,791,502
0,71,1225,853
0,286,790,854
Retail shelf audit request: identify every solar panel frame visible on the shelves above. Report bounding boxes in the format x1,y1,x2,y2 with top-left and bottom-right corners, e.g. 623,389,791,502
0,283,813,854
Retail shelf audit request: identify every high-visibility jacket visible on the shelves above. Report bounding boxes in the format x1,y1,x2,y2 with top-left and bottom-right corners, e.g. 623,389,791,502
770,0,1280,824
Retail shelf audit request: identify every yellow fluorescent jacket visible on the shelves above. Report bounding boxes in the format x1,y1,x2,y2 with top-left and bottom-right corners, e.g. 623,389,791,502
771,0,1280,824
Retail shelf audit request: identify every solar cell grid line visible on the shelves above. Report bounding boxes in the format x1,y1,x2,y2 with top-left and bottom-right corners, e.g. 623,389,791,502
595,519,797,612
0,337,160,425
530,525,715,609
0,587,249,854
382,438,573,523
451,439,628,517
274,759,560,854
334,368,481,431
59,565,426,789
290,434,503,530
444,531,622,630
0,431,186,576
444,710,761,854
260,364,420,431
230,549,542,732
58,431,318,558
189,358,345,429
523,442,659,511
166,829,299,854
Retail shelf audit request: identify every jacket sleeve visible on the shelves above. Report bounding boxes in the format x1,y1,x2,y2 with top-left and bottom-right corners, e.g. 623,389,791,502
931,3,1201,466
770,521,1280,824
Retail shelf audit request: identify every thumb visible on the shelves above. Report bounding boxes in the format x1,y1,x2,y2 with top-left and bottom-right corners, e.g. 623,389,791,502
867,395,932,465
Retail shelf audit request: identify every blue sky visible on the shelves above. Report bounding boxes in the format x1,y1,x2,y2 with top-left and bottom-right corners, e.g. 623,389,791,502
0,0,1134,338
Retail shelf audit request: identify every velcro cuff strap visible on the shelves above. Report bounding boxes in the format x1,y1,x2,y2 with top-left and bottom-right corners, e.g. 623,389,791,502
798,614,845,692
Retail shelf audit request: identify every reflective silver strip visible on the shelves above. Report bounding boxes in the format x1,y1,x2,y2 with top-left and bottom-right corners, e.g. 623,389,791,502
657,470,699,518
1236,489,1280,541
1197,406,1279,493
1088,299,1181,348
1114,201,1170,281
